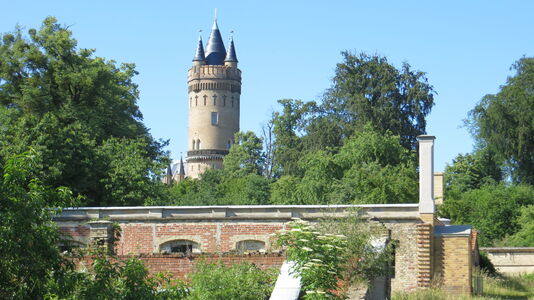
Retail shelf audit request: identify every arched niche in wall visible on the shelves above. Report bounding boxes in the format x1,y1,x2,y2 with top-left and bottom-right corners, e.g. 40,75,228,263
160,240,201,254
235,240,266,254
58,239,86,253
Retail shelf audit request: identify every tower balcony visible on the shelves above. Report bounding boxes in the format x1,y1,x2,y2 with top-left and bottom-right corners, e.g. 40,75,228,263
186,149,229,162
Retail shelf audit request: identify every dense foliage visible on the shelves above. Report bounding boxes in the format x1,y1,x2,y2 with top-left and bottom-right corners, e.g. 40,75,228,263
322,51,435,150
45,250,188,300
440,184,534,246
0,151,76,299
185,261,276,300
468,57,534,185
0,17,168,206
440,57,534,247
159,126,418,206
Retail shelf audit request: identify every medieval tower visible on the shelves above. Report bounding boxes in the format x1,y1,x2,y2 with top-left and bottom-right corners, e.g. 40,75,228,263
186,16,241,178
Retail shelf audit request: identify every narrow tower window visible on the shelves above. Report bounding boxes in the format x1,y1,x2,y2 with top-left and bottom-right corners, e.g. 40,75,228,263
197,139,201,149
213,95,217,106
192,140,196,150
223,95,227,106
211,112,218,125
231,96,234,107
195,95,198,106
203,95,207,106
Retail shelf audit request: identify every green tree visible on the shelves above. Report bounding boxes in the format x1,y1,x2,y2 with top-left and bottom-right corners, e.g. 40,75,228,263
506,205,534,247
186,261,275,300
270,126,418,205
218,174,271,205
272,99,307,176
223,131,264,177
0,151,76,299
330,126,417,204
46,249,188,300
0,17,168,206
468,57,534,184
440,184,534,246
443,148,503,200
322,51,435,150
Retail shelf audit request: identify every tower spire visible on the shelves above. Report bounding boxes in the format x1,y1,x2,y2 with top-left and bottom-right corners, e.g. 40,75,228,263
193,32,206,62
205,10,226,65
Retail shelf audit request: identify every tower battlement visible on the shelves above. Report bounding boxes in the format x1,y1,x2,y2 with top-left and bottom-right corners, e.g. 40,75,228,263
188,65,241,81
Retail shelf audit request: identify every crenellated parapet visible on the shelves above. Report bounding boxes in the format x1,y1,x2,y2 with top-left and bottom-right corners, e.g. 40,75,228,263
188,65,241,81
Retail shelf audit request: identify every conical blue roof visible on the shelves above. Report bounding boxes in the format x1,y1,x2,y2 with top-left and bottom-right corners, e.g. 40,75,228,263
193,35,205,61
224,37,238,62
179,156,185,175
205,20,226,65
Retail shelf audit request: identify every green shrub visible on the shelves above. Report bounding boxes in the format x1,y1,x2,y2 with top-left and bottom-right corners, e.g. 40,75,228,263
186,261,276,300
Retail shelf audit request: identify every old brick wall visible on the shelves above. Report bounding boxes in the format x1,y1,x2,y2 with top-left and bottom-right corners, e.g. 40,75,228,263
112,221,286,255
55,205,425,293
385,221,420,292
434,235,472,294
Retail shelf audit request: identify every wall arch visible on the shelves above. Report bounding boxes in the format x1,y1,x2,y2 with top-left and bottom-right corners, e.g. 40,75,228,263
235,240,266,254
159,239,201,254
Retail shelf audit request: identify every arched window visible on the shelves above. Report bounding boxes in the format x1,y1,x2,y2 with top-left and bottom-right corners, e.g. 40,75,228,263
160,240,200,254
192,140,196,150
197,139,201,149
236,240,266,254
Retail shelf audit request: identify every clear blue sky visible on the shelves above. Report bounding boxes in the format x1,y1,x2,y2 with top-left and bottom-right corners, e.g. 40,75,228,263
2,0,533,171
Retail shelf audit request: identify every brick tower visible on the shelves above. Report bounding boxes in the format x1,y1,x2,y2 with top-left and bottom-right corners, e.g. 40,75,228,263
186,16,241,178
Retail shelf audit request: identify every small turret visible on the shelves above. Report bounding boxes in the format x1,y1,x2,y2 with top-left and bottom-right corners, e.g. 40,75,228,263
163,164,172,185
178,156,186,178
224,36,238,67
193,35,206,66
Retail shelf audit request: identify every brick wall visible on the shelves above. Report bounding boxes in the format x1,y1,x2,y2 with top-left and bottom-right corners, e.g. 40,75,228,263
74,253,285,279
385,222,419,292
55,205,426,293
434,235,472,294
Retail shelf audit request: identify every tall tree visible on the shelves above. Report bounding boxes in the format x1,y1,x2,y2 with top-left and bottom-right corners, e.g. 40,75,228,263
322,51,435,149
443,148,503,200
440,184,534,246
0,17,168,205
223,131,264,177
272,99,307,177
468,57,534,184
0,151,76,299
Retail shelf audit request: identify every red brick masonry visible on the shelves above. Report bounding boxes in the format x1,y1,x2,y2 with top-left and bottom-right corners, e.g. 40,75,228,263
74,253,285,279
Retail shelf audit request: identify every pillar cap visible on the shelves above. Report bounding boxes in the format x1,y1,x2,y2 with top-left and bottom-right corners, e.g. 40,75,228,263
417,135,436,141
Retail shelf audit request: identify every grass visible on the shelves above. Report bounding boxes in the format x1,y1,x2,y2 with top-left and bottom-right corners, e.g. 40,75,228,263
393,273,534,300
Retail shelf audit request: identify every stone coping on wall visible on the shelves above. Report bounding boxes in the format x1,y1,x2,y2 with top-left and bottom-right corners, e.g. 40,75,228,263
54,204,420,221
480,247,534,253
434,225,472,236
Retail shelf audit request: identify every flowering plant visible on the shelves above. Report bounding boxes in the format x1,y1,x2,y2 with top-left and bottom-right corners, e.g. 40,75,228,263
276,218,348,299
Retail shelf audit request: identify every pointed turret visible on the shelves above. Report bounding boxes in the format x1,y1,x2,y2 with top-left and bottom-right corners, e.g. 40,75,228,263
179,156,185,177
163,164,173,184
193,35,206,65
205,18,226,65
224,36,238,67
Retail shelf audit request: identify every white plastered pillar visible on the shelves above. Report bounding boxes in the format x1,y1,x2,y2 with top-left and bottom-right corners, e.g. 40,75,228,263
418,135,435,215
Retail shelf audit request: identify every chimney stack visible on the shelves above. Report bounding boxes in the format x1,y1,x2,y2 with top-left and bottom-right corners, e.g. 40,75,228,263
418,135,435,222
